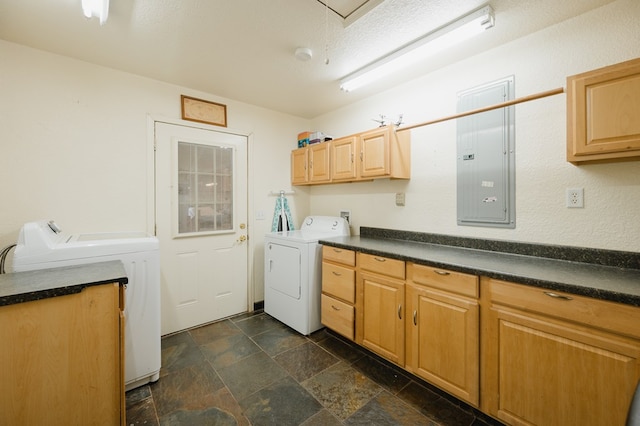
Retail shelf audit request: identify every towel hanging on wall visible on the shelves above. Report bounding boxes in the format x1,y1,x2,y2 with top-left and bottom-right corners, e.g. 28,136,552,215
271,193,295,232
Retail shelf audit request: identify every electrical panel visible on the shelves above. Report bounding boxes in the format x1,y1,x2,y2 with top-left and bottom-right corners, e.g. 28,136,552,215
457,77,515,228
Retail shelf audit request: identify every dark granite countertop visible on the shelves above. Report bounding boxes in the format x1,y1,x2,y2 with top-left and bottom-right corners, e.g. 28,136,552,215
320,233,640,307
0,260,128,307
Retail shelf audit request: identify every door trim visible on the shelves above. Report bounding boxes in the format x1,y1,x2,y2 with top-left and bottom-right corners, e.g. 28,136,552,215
146,114,255,312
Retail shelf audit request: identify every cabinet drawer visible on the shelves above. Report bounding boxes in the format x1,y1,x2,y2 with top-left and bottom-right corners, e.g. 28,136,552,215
322,246,355,266
358,253,405,279
487,277,640,340
321,294,354,340
322,262,355,303
408,263,478,298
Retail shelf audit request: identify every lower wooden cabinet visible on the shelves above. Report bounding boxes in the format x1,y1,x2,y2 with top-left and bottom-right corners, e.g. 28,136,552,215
321,293,354,339
321,246,356,340
321,246,640,426
358,271,405,365
406,263,480,406
482,277,640,426
0,283,125,425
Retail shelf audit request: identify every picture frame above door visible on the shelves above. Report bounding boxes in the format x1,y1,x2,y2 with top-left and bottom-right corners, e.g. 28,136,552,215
181,95,227,127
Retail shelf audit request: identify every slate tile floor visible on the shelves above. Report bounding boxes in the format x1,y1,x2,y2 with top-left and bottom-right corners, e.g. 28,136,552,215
126,311,501,426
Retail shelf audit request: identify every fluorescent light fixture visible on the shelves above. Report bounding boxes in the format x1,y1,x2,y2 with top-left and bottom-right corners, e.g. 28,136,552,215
339,5,495,92
82,0,109,25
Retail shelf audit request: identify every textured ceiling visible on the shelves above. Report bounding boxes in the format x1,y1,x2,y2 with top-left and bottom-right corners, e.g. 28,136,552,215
0,0,614,118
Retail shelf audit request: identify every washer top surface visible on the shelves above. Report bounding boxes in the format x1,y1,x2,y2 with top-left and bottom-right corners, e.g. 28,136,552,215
13,220,158,267
266,215,350,244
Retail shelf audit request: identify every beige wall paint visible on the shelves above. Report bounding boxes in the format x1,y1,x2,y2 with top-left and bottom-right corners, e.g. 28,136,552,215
0,40,310,302
309,0,640,252
0,0,638,310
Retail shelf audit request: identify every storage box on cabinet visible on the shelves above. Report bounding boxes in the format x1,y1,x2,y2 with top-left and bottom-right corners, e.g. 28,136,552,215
482,277,640,426
321,246,356,340
406,263,480,406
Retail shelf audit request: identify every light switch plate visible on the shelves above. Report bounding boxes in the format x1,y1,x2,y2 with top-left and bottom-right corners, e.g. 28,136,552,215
395,192,405,206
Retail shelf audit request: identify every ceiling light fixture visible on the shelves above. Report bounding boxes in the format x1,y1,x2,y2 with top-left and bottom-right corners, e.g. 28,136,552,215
82,0,109,25
339,5,495,92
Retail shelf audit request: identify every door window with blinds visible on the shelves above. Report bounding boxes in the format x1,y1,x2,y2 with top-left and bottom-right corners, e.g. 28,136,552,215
175,140,234,235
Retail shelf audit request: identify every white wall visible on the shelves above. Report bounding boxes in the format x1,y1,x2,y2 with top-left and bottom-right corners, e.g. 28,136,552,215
309,0,640,252
0,40,311,302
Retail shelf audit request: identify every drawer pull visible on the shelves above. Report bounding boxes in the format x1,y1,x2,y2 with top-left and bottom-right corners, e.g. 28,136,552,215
434,270,450,276
374,257,386,262
413,310,417,326
544,291,573,301
331,305,341,311
333,248,342,253
332,271,342,276
398,304,402,320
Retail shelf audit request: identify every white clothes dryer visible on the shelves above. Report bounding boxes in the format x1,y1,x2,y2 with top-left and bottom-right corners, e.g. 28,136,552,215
12,220,161,391
264,216,350,335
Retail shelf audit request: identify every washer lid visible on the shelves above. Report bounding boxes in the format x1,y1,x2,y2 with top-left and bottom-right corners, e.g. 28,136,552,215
13,220,158,267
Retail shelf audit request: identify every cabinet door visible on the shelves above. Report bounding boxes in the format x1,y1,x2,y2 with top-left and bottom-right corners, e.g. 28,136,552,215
567,57,640,163
358,271,405,365
406,284,479,405
331,136,358,181
359,128,390,178
309,143,331,183
486,305,640,426
291,147,308,185
0,284,122,425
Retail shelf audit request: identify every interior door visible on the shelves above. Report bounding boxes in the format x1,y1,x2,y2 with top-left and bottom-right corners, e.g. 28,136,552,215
155,121,248,335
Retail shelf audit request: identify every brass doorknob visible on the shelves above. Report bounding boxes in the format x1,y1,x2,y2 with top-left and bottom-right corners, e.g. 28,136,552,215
238,235,247,242
240,223,246,229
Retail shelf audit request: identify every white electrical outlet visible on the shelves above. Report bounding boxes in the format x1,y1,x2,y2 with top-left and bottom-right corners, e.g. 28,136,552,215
566,188,584,208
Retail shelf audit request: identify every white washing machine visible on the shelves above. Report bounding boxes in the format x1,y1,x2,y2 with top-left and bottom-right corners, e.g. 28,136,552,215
264,216,350,335
12,220,161,391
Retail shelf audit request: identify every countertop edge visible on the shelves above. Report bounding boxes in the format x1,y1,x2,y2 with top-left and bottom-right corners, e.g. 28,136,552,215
320,237,640,307
0,260,128,307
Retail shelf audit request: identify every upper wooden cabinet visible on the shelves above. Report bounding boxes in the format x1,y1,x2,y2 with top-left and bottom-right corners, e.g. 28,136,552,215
291,146,308,185
359,126,411,179
567,57,640,164
330,135,358,181
290,143,331,185
292,125,411,185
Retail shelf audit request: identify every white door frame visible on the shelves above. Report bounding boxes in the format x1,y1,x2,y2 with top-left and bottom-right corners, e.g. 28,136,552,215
146,114,255,313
